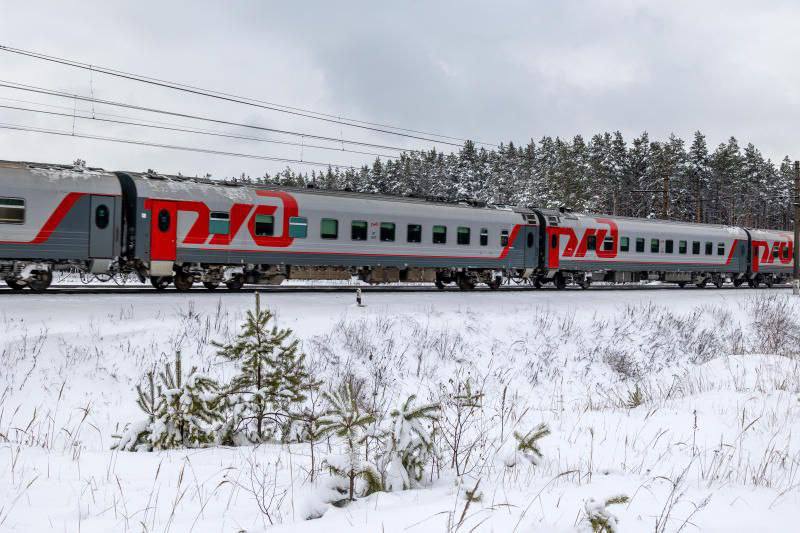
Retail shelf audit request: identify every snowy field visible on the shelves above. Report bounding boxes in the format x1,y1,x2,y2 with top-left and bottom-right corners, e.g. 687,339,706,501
1,287,800,532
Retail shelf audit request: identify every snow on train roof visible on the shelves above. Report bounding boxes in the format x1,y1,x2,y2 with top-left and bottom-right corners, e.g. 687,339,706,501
124,170,529,213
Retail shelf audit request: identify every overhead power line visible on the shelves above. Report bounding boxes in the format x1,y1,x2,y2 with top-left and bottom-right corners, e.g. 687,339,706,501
0,121,359,169
0,44,494,148
0,102,397,159
0,79,414,153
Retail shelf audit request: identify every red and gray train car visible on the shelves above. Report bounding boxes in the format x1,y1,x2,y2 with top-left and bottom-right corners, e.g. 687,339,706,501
0,160,794,291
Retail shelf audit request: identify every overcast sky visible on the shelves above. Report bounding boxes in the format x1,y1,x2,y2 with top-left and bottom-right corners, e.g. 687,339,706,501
0,1,798,178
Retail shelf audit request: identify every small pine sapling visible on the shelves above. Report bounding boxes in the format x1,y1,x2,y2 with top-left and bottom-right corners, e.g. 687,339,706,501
625,383,644,409
583,495,629,533
215,292,315,444
385,394,440,491
514,423,550,465
149,351,221,450
317,382,379,503
112,370,160,452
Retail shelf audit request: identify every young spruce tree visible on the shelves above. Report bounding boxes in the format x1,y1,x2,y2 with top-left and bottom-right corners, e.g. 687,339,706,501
385,394,440,491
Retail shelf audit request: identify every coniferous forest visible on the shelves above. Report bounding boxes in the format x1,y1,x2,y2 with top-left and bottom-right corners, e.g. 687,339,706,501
253,131,796,230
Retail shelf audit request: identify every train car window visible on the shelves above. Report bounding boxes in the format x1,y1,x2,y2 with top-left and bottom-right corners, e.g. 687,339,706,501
457,227,471,245
209,212,230,235
321,218,338,239
651,239,659,253
157,209,171,232
603,237,614,251
380,222,396,242
433,225,447,244
772,243,780,259
718,242,725,256
679,240,687,254
0,197,25,224
620,237,629,252
665,240,673,253
255,214,275,236
351,220,368,241
705,242,713,255
407,224,422,243
783,245,790,260
480,228,488,246
501,230,509,247
587,235,597,251
636,238,645,252
692,241,700,254
289,217,307,238
527,232,534,248
95,205,110,229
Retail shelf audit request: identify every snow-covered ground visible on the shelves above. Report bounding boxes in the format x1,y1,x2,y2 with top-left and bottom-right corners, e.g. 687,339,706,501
1,287,799,532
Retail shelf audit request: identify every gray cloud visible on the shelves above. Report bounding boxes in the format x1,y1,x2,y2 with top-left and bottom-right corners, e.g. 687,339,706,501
0,0,797,179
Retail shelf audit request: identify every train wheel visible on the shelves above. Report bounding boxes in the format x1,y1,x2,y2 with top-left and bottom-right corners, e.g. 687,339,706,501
579,278,591,290
733,278,744,288
677,282,687,288
5,278,24,291
765,277,774,288
695,280,707,288
225,276,244,290
553,273,566,290
434,280,446,290
748,278,759,288
533,278,542,289
203,281,220,290
487,277,501,290
150,276,172,290
714,279,724,289
173,272,194,292
27,270,52,293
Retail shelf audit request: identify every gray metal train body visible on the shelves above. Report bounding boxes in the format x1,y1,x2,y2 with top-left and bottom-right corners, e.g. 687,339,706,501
0,160,794,291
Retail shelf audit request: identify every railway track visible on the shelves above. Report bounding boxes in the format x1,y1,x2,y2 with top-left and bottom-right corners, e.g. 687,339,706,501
0,283,789,295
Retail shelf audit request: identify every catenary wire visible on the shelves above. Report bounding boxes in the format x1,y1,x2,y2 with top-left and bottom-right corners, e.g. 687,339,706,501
0,44,495,147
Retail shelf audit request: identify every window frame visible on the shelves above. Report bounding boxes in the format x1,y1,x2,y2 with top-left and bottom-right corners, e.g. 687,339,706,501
679,240,687,254
651,238,660,254
620,236,630,252
705,241,713,255
432,225,447,244
254,214,275,237
635,237,645,253
692,241,701,254
480,228,489,246
587,235,597,251
209,211,230,235
351,220,368,241
288,216,308,238
0,197,25,224
501,230,510,247
320,218,339,240
718,242,725,256
406,224,422,243
665,239,674,254
457,226,471,245
380,222,396,242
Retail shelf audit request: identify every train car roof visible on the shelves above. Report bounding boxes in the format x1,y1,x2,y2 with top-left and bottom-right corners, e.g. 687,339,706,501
119,169,531,214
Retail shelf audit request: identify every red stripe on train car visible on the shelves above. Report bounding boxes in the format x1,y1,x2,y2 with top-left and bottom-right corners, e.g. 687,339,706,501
0,192,85,244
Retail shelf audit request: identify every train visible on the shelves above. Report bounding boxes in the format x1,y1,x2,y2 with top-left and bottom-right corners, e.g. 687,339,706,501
0,159,794,292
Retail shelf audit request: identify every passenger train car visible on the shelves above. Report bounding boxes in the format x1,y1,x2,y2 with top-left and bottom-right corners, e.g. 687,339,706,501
0,160,794,291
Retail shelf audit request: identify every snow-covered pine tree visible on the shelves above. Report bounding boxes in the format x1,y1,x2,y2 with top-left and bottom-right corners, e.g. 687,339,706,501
215,292,314,444
112,370,160,452
149,351,221,450
583,495,629,533
385,394,440,491
318,381,380,503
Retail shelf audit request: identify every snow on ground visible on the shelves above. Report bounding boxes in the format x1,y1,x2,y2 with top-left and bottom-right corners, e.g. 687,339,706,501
1,286,800,531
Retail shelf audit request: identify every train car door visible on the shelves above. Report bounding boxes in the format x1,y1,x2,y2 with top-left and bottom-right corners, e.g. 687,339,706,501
89,195,116,258
149,200,178,261
523,225,538,268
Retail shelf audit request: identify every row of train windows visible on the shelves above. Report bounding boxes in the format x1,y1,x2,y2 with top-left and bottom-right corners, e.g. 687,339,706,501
582,235,727,256
208,211,510,245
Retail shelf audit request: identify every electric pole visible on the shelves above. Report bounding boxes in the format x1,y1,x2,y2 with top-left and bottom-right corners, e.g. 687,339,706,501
794,161,799,295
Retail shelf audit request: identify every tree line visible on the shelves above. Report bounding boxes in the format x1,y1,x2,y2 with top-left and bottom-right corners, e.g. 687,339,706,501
244,131,795,230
